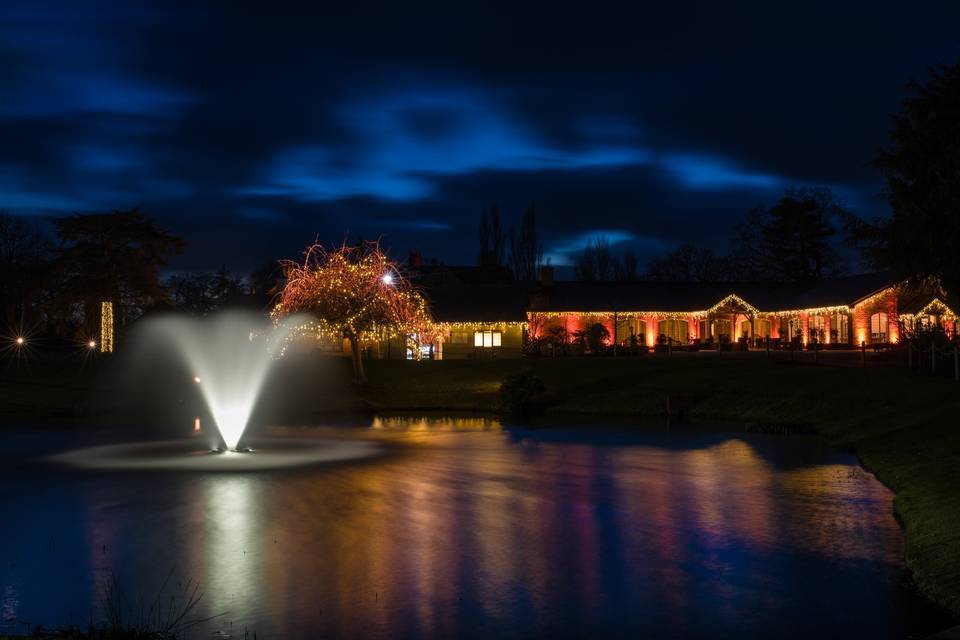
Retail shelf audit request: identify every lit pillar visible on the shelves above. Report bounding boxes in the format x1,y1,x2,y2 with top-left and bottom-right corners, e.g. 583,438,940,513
100,301,114,353
645,315,657,347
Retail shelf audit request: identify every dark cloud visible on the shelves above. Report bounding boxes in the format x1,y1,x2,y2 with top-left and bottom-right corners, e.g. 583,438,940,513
1,1,959,273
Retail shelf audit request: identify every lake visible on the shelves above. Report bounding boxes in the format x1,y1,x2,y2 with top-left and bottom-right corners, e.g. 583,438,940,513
0,418,948,638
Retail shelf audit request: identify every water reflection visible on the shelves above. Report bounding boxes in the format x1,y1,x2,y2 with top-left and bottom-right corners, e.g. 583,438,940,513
0,420,946,639
201,476,263,627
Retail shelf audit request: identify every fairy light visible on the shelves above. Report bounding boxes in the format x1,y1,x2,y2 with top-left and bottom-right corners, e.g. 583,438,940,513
699,294,762,318
100,301,114,353
771,305,851,317
88,340,96,349
272,241,442,360
440,321,527,331
15,336,25,346
905,298,957,320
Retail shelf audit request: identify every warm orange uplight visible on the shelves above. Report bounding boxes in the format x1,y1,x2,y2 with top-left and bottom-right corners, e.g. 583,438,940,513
857,331,866,345
194,417,201,433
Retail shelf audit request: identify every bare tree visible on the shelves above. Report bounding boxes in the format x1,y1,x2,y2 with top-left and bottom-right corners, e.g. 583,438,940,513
509,204,543,280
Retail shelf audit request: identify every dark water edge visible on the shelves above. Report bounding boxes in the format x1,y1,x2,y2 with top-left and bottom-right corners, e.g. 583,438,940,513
0,418,955,639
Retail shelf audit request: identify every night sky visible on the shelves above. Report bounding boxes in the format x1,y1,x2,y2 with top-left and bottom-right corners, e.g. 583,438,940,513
3,2,960,274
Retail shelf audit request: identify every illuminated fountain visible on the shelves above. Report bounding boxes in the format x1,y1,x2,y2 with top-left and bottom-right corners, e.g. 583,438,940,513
51,310,383,471
147,311,295,451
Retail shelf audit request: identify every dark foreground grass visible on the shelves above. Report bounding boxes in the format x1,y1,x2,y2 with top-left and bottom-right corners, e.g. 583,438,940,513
3,352,960,614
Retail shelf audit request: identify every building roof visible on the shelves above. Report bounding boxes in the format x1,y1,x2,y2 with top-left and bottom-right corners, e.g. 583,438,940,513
421,282,533,322
415,269,905,318
787,272,897,309
528,272,900,314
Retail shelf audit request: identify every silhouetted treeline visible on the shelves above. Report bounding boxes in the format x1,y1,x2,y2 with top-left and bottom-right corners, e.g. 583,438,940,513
478,202,544,279
0,209,265,343
574,236,638,281
846,59,960,293
643,187,848,283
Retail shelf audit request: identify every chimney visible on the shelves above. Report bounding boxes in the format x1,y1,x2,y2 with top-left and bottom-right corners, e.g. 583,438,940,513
539,265,554,285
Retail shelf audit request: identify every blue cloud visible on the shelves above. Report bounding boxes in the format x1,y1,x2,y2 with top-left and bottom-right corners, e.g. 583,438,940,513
0,169,92,213
66,145,143,172
242,88,649,202
369,218,454,231
0,5,193,120
545,229,638,266
659,153,782,190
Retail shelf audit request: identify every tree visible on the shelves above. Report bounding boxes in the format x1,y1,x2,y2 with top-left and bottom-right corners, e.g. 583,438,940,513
647,244,728,282
166,266,246,316
273,241,435,384
575,239,598,281
249,260,283,295
51,210,185,335
478,204,506,268
616,248,639,281
594,236,613,281
0,213,50,329
576,236,637,281
732,187,846,283
508,203,543,280
857,60,960,291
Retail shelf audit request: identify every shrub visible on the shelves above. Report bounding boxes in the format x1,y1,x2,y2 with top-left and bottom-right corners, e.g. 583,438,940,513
498,370,547,418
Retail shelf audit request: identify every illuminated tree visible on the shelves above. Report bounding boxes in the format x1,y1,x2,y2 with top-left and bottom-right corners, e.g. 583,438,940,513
273,241,436,383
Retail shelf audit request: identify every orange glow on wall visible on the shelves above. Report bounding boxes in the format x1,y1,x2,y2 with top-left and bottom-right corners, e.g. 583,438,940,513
645,315,656,347
194,417,201,433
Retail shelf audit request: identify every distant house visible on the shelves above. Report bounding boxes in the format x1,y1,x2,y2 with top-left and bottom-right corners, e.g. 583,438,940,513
527,269,958,349
424,281,531,358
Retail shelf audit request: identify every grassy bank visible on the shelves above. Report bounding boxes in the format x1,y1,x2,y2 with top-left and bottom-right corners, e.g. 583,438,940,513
3,351,960,613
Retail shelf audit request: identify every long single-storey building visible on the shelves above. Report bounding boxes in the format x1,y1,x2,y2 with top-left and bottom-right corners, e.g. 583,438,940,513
284,266,958,359
415,269,958,359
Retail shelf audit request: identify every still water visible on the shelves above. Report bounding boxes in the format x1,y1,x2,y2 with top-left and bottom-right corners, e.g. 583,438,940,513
0,418,948,639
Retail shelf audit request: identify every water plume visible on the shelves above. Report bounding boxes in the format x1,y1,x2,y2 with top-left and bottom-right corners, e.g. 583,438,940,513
144,311,301,450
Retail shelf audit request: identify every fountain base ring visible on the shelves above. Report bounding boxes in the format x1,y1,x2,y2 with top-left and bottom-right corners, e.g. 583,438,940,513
49,436,383,471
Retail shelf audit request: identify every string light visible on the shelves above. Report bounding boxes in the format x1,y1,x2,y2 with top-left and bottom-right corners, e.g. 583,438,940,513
904,297,957,320
771,305,851,317
100,301,114,353
272,241,442,360
440,321,527,331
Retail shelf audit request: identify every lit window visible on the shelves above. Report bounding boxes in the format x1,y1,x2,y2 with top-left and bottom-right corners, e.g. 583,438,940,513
870,312,888,341
811,315,826,339
474,330,502,348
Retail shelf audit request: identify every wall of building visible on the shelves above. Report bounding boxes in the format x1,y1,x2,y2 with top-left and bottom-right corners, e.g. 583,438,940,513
441,324,524,359
852,288,899,345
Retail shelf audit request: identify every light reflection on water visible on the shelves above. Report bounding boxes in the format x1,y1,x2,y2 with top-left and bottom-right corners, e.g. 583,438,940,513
0,418,947,639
